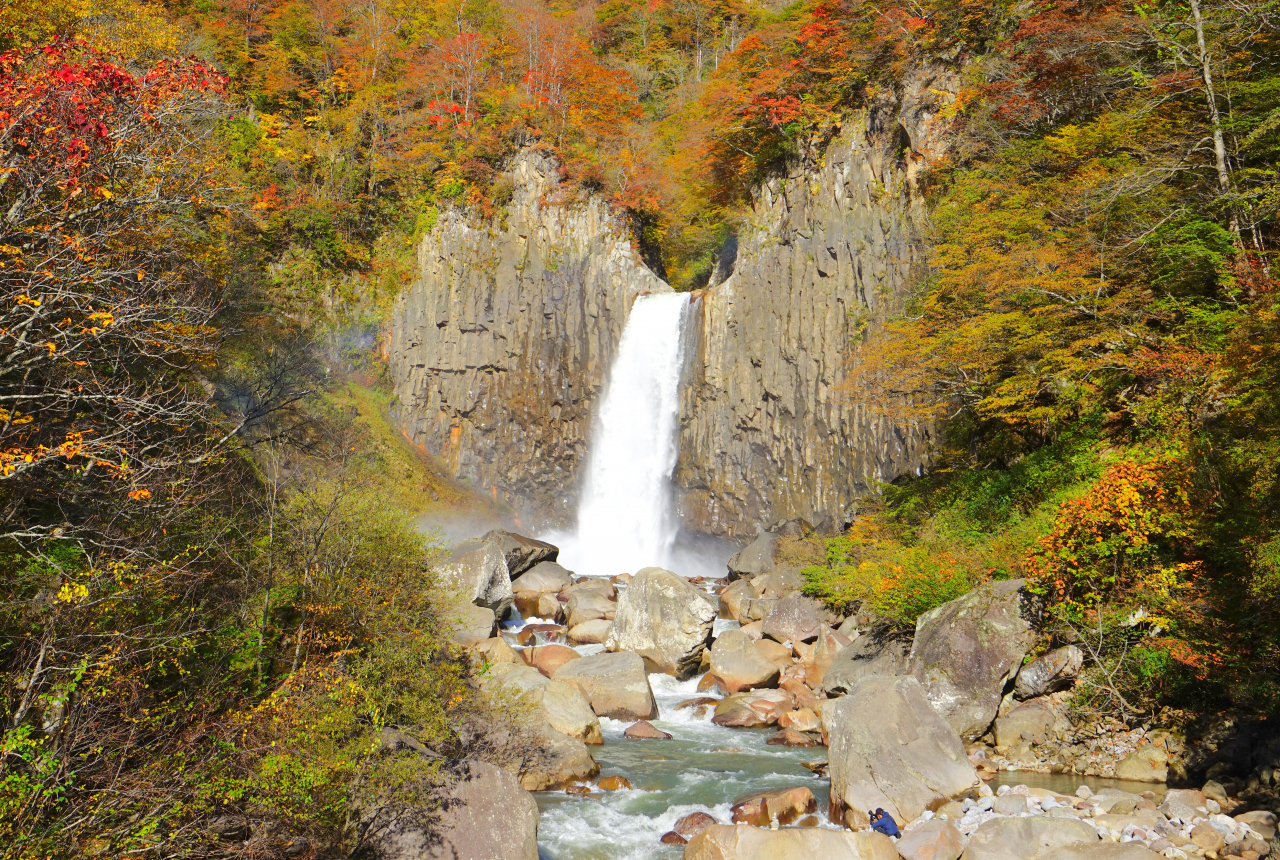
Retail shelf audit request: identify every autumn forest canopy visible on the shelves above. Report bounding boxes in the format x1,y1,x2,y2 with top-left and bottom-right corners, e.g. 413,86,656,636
4,0,1280,855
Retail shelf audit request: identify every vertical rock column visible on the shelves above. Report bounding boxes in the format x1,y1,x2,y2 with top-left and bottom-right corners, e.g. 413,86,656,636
676,72,956,536
387,150,669,524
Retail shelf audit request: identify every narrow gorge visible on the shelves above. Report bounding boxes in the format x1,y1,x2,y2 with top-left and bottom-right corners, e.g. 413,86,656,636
388,71,957,536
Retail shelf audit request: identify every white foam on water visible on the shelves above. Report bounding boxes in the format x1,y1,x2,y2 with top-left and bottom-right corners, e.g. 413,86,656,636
553,293,690,578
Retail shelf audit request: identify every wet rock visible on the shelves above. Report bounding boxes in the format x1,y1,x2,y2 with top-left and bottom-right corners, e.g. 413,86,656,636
472,636,520,665
994,699,1059,750
360,759,538,860
522,644,581,677
448,602,497,647
675,812,718,840
596,775,633,790
441,540,515,619
516,623,565,646
766,728,820,747
822,630,910,695
762,596,824,644
566,619,612,644
482,529,558,577
712,694,773,728
778,707,821,733
511,561,573,594
720,580,759,621
1014,646,1084,700
563,580,617,629
960,816,1100,860
730,787,818,826
663,831,689,845
826,675,978,828
682,824,898,860
908,580,1033,740
553,651,659,720
519,720,599,790
605,567,717,678
898,820,966,860
624,719,673,740
565,783,591,796
710,629,781,693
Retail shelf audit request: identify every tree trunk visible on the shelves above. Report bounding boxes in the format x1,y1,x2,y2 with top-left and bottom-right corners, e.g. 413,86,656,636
1189,0,1243,248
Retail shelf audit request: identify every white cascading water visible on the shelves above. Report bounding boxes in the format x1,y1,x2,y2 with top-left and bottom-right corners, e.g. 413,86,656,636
558,292,690,577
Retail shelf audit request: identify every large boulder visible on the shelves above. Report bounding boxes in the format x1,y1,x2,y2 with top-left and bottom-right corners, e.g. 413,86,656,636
993,698,1060,750
727,532,779,582
719,580,759,621
519,720,600,790
710,629,780,693
481,529,558,577
511,561,573,594
359,759,539,860
563,580,617,628
1112,743,1169,782
898,820,966,860
552,651,659,720
683,825,897,860
1014,646,1084,700
605,567,717,678
908,579,1033,740
762,596,824,644
729,787,817,826
825,675,978,828
1038,846,1163,860
447,601,497,647
523,644,581,677
538,680,604,745
440,539,515,619
822,631,910,695
959,817,1099,860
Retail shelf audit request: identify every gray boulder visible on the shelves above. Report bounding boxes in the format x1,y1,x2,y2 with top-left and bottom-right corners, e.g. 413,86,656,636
359,759,539,860
825,675,978,828
563,579,617,628
710,629,780,693
605,567,717,678
959,817,1099,860
727,532,779,581
552,651,658,720
822,630,910,695
909,579,1033,740
761,596,824,644
441,539,515,619
481,529,558,577
511,561,572,594
1014,646,1084,700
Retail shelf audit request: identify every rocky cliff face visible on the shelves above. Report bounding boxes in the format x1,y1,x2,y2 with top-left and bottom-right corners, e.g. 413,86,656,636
387,150,668,523
674,69,956,536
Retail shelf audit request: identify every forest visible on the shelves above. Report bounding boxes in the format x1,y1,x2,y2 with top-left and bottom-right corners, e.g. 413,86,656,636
3,0,1280,856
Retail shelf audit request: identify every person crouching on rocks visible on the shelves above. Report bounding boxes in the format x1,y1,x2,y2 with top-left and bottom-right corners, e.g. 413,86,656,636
869,808,900,838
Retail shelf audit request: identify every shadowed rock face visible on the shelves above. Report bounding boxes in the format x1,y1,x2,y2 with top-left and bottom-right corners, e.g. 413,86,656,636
387,150,668,526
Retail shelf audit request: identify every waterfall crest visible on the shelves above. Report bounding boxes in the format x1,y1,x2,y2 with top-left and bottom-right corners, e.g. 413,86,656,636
558,292,689,577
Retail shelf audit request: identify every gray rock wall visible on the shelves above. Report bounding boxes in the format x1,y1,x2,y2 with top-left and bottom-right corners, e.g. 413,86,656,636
675,69,956,535
387,150,668,523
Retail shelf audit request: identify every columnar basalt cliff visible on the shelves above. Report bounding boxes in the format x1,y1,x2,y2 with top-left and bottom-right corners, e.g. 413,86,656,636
674,71,956,536
387,150,668,522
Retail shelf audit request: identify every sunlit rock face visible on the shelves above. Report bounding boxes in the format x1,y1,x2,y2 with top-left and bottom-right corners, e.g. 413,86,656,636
675,67,956,537
387,149,668,525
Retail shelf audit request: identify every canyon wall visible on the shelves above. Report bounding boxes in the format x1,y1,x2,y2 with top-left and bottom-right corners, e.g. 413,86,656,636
387,150,667,524
675,69,956,536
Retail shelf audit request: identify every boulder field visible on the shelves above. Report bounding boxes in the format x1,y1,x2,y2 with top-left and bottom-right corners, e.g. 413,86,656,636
425,527,1274,860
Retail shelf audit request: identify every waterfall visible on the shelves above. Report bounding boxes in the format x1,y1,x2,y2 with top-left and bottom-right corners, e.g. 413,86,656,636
559,292,690,577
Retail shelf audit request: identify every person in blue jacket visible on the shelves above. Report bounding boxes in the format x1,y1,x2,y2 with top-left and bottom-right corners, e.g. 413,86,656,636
869,808,900,837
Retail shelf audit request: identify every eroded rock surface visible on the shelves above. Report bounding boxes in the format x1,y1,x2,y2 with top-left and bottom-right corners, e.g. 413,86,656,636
605,567,716,678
